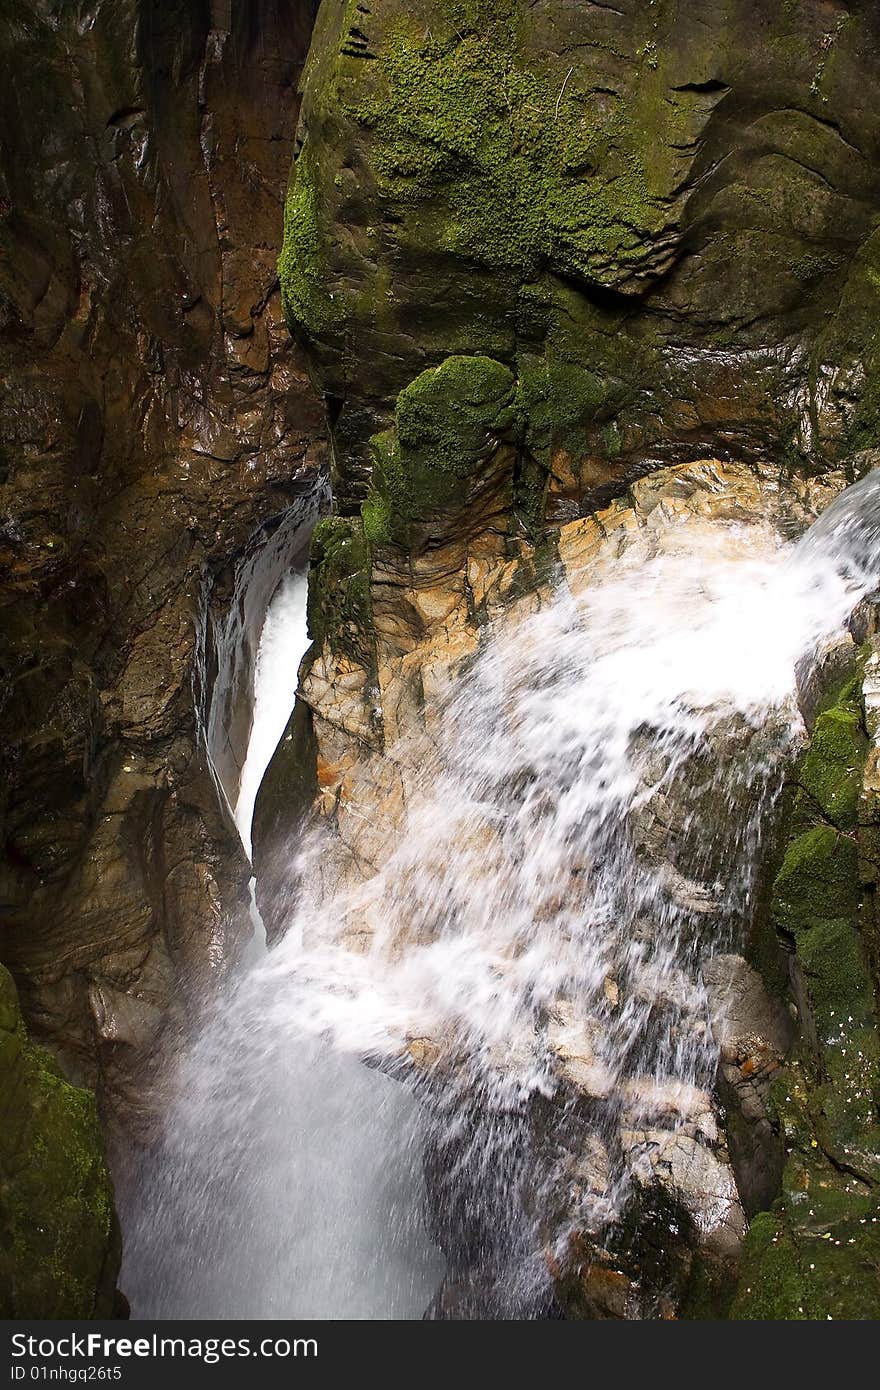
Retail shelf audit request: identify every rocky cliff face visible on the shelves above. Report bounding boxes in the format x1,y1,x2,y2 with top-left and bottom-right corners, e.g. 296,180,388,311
0,0,325,1144
282,0,880,516
730,645,880,1319
255,0,880,1318
4,0,880,1322
261,0,880,944
262,0,880,887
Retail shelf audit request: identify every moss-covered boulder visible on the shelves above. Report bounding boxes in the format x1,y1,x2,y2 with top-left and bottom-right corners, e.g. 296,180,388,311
731,1202,880,1320
306,515,375,666
362,355,518,547
731,672,880,1319
282,0,880,516
0,963,121,1317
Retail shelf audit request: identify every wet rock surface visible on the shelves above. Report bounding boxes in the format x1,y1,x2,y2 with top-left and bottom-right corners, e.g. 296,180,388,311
0,1,326,1132
705,953,792,1218
0,962,121,1317
3,0,880,1324
285,0,880,515
730,643,880,1319
255,454,856,1317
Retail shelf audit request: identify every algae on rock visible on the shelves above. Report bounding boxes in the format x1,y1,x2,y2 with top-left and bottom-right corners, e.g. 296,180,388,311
0,964,121,1318
732,668,880,1319
281,0,880,514
362,355,518,546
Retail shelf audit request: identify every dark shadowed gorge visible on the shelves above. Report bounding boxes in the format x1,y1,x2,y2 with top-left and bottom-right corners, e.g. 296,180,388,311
0,0,326,1315
2,0,880,1321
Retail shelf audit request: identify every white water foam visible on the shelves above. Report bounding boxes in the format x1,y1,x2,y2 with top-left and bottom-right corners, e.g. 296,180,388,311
123,561,444,1319
128,471,880,1318
234,568,310,858
255,516,870,1070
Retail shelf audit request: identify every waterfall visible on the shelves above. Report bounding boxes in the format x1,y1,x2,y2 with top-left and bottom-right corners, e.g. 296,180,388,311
122,556,444,1318
124,471,880,1319
234,569,310,859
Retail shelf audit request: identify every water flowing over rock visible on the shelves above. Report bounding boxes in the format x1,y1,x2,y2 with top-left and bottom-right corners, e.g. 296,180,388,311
6,0,880,1323
142,460,880,1319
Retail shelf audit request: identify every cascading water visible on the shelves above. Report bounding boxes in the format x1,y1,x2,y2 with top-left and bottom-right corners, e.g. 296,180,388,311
123,558,444,1318
234,569,310,860
125,471,880,1319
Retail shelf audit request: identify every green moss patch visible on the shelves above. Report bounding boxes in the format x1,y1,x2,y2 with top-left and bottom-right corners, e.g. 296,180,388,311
278,143,340,342
733,667,880,1317
793,692,866,832
361,355,517,545
306,515,375,669
773,826,860,938
0,964,119,1317
350,8,683,290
